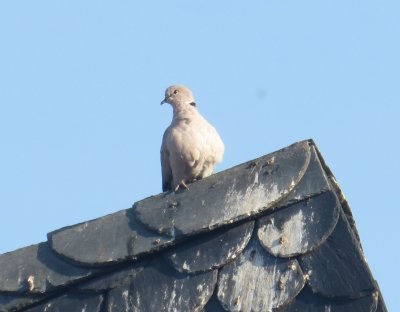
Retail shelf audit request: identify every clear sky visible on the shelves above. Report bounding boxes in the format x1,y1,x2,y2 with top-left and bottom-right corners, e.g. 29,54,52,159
0,1,398,310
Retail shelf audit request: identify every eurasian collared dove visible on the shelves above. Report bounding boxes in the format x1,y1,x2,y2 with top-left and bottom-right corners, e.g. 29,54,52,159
160,85,225,192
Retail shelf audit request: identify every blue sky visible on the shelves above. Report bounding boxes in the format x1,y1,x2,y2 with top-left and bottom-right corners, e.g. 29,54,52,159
0,1,398,309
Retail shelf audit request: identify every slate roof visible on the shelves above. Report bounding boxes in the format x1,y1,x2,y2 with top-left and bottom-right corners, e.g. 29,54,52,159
0,139,387,312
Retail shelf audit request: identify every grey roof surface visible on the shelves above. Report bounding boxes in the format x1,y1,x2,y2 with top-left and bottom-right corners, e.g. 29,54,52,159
0,140,387,311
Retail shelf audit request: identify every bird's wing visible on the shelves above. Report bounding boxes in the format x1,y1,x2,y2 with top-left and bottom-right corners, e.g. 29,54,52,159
161,129,173,192
208,123,225,163
195,114,225,164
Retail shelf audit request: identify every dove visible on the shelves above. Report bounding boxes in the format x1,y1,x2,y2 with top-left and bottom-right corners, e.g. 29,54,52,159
160,85,225,192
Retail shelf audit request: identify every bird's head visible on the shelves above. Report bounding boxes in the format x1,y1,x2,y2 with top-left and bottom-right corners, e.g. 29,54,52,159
160,85,196,108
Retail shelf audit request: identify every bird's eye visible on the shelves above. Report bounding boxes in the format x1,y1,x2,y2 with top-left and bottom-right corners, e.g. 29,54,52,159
173,90,179,94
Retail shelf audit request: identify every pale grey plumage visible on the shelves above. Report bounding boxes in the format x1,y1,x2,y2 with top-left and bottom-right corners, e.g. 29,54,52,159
160,85,224,192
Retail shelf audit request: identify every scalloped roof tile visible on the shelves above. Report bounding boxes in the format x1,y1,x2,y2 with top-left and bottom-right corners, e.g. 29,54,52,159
0,140,387,312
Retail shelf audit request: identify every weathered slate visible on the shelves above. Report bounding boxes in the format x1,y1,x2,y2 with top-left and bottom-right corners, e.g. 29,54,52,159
107,257,217,312
217,236,305,312
48,210,174,265
300,209,377,298
134,141,311,237
0,139,388,312
0,242,95,293
257,191,340,258
79,262,145,292
202,294,227,312
0,294,44,312
25,293,103,312
165,221,254,274
376,292,388,312
279,286,378,312
282,145,331,205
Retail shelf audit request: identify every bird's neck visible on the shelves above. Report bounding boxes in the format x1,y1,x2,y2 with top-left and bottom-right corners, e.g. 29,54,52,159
172,103,198,120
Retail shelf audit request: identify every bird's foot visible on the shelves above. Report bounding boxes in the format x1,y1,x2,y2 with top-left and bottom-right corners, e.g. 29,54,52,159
175,181,189,192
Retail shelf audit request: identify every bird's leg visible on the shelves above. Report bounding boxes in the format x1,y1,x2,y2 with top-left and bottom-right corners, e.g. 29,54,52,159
175,181,189,192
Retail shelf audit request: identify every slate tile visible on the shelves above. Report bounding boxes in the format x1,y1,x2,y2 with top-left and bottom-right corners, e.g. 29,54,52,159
0,293,43,312
0,242,95,293
25,293,103,312
106,257,217,312
312,144,362,245
79,262,145,292
217,236,305,312
202,294,228,312
134,141,311,237
0,139,387,312
48,210,174,265
258,191,340,258
278,285,378,312
376,292,388,312
165,221,254,274
282,145,331,205
299,209,376,298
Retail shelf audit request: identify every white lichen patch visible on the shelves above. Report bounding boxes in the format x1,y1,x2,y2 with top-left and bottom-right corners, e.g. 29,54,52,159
258,210,309,257
254,172,259,184
165,283,181,312
281,210,307,253
324,305,332,312
196,283,211,306
223,176,282,220
122,290,130,311
76,222,89,232
218,241,303,312
182,261,191,271
43,303,52,312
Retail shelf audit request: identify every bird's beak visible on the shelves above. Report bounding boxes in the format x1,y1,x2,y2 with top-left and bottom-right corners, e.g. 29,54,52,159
160,98,167,105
